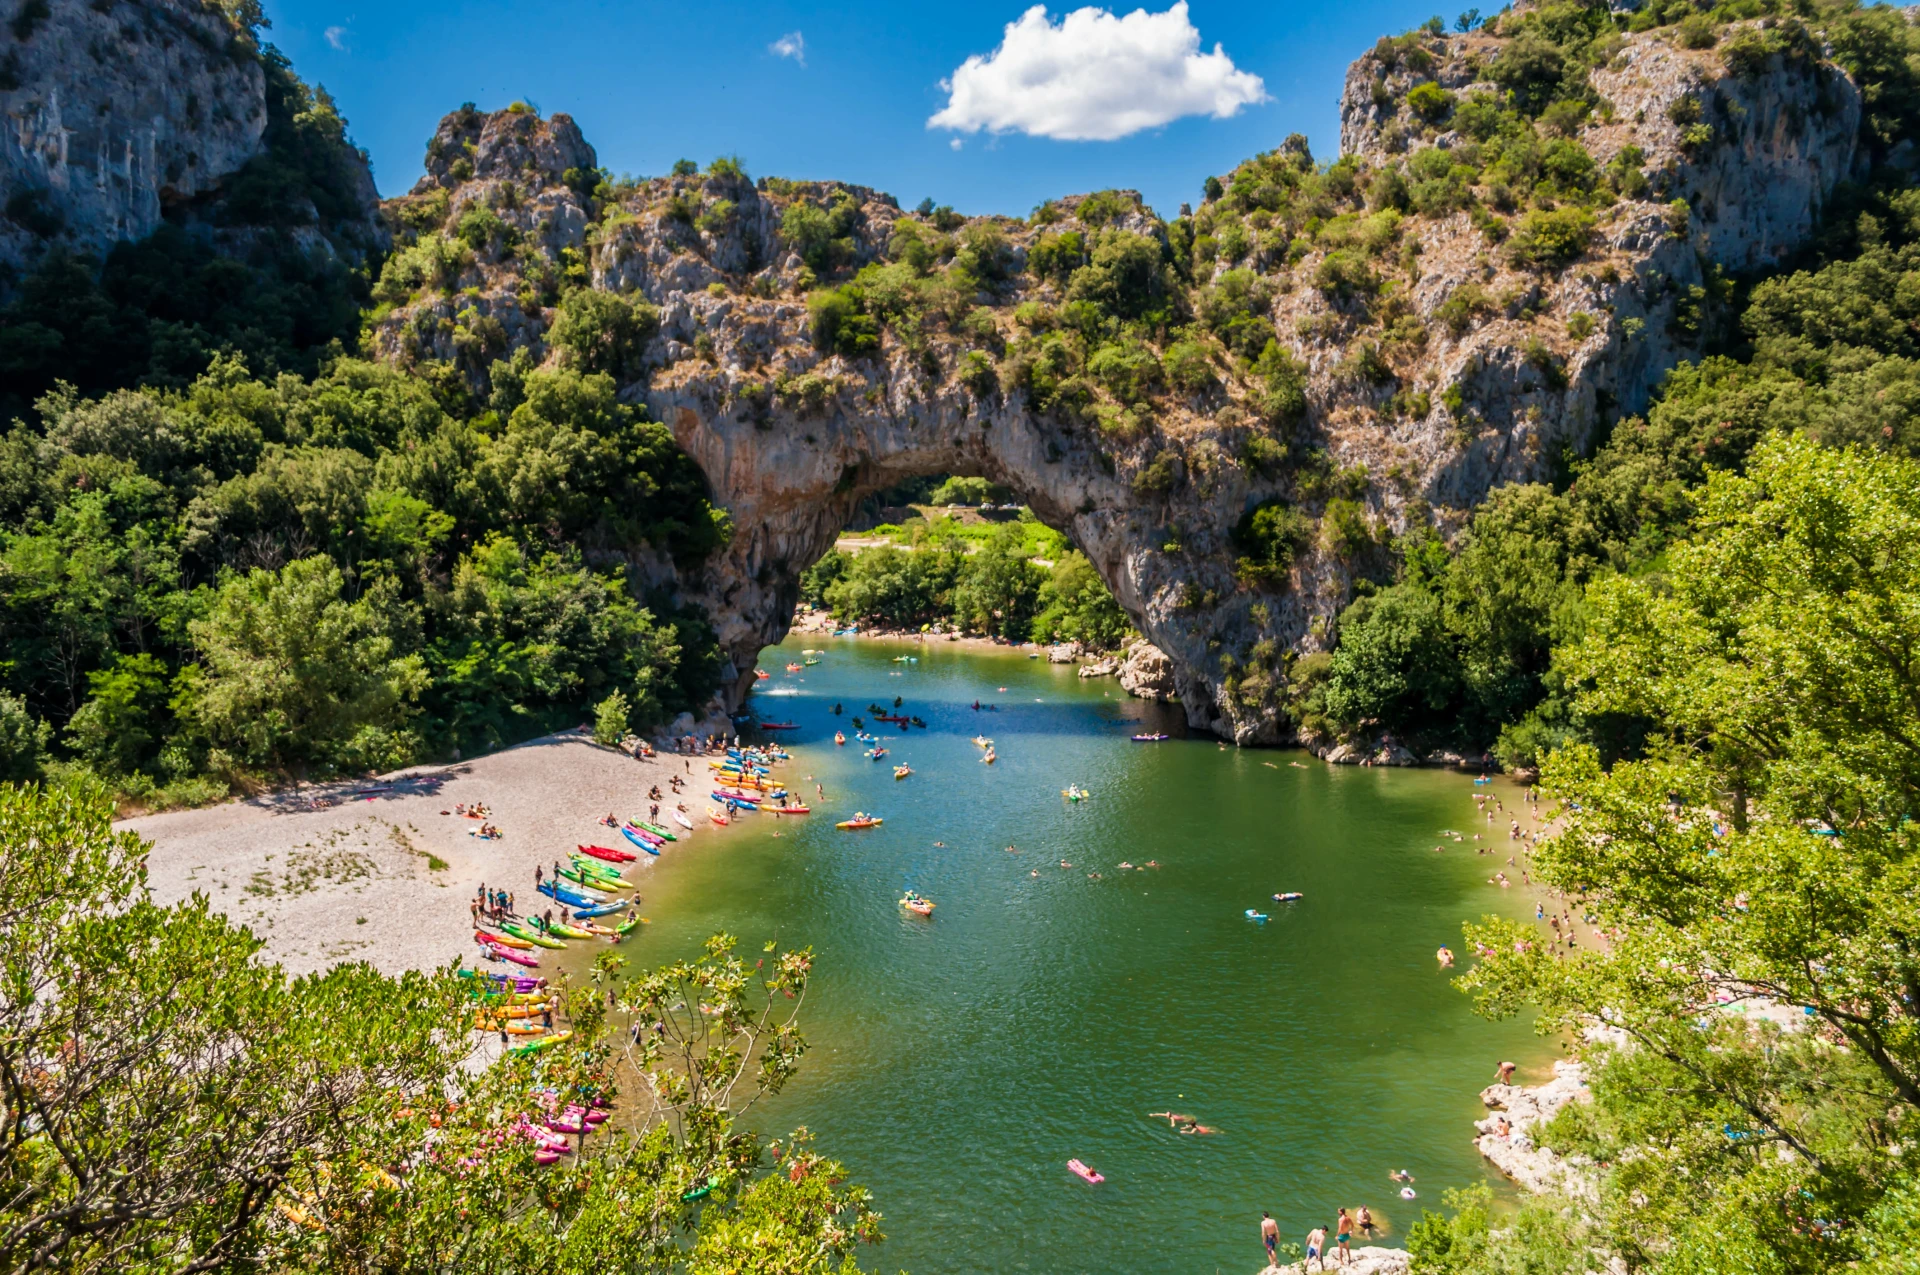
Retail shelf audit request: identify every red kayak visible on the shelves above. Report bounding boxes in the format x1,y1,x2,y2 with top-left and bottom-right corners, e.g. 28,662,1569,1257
578,843,637,863
767,804,811,815
759,722,799,730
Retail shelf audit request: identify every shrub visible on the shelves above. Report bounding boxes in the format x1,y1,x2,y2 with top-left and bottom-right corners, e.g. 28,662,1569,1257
958,350,998,398
1315,250,1381,300
1506,207,1595,270
1566,311,1595,340
1321,497,1376,559
806,288,879,357
1164,339,1215,392
1088,340,1162,404
707,155,749,182
1131,450,1181,498
1674,13,1717,49
548,289,662,381
1242,434,1290,478
1437,283,1496,335
1074,190,1140,227
1234,499,1312,585
1407,82,1455,122
593,690,630,745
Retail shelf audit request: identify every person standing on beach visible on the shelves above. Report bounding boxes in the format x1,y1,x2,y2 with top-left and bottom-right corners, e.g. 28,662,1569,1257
1261,1213,1280,1267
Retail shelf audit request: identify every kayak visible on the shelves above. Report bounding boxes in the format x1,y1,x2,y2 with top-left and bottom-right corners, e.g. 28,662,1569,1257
1068,1159,1105,1184
509,1030,572,1055
1132,733,1170,742
900,894,934,916
561,863,629,891
711,791,760,808
894,765,912,779
501,921,568,949
540,879,608,909
1245,909,1269,922
709,809,730,826
578,843,638,863
836,815,882,829
759,722,799,730
459,968,544,992
475,928,534,951
572,900,625,918
634,821,677,841
622,826,663,856
484,944,540,968
616,916,642,934
549,921,594,940
626,823,668,845
672,810,694,830
835,732,846,745
568,855,630,883
767,804,811,815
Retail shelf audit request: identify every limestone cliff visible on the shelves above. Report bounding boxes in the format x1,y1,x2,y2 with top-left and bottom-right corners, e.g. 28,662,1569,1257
365,17,1875,743
0,0,383,277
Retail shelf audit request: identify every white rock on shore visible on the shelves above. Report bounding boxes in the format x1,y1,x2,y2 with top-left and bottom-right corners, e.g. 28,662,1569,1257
1474,1060,1597,1199
1263,1245,1409,1275
1119,640,1178,701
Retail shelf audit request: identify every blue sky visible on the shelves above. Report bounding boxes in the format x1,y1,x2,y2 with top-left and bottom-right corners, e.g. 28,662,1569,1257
261,0,1455,218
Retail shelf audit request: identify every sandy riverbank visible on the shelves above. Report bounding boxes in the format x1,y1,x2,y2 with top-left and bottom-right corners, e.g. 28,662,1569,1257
127,730,727,979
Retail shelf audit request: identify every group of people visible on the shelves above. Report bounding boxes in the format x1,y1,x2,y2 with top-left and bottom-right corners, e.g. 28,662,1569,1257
472,885,515,925
1261,1204,1378,1270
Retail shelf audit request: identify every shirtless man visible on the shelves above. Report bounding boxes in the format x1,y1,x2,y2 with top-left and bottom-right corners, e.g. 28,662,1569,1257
1335,1208,1355,1264
1262,1213,1281,1267
1305,1226,1327,1271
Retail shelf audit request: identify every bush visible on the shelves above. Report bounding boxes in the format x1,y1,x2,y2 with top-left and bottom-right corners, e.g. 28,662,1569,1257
547,289,661,381
1506,207,1595,270
807,288,879,357
1407,82,1456,122
1234,499,1312,585
1674,13,1717,49
1315,249,1381,300
1164,339,1215,392
1088,340,1162,403
592,690,630,746
1131,451,1181,498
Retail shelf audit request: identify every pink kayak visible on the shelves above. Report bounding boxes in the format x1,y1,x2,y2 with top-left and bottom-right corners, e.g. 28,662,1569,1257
1067,1159,1104,1184
485,944,540,969
547,1110,585,1134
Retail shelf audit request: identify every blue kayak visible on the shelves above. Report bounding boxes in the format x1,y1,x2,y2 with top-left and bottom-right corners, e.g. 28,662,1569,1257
572,900,626,918
539,879,604,909
621,826,662,856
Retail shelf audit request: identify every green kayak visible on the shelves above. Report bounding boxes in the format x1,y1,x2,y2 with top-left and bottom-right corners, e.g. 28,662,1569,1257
561,863,629,891
501,921,567,949
616,917,641,934
635,821,677,841
567,855,629,885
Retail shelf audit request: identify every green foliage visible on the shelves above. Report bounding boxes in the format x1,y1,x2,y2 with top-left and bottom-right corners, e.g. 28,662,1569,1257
1507,206,1595,269
1233,499,1311,586
1065,230,1176,323
0,783,882,1273
927,476,1008,506
547,288,661,381
1406,81,1456,122
807,288,879,357
780,192,862,275
593,688,630,745
1458,435,1920,1273
1031,550,1134,650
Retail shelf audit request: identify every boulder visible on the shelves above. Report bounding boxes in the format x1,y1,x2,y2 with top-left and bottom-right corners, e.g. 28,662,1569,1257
1118,642,1177,702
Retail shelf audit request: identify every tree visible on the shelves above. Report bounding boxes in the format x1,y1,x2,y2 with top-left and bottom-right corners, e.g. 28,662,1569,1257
1458,436,1920,1270
184,555,427,775
547,289,661,382
594,689,631,745
0,784,887,1274
1322,583,1458,738
1031,551,1133,650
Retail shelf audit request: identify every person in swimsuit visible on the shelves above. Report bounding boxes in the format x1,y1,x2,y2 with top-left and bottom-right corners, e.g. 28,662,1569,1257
1357,1206,1374,1240
1336,1209,1353,1263
1305,1226,1326,1271
1262,1212,1280,1266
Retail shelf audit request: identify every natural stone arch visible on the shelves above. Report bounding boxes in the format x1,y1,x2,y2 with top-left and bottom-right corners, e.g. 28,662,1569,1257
648,381,1296,741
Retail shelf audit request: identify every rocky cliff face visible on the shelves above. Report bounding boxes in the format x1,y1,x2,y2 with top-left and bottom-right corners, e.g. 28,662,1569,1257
0,0,381,276
366,18,1872,742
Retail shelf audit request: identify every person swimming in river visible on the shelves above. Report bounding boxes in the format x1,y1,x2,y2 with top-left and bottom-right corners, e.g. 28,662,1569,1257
1149,1111,1196,1125
1059,859,1072,869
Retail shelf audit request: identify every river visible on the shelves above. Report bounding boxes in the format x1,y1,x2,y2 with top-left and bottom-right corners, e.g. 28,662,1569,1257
591,634,1554,1274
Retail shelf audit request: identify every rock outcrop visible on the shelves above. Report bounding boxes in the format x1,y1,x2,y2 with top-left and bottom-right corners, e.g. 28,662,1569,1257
364,16,1877,741
0,0,383,278
1475,1060,1597,1198
1118,641,1179,702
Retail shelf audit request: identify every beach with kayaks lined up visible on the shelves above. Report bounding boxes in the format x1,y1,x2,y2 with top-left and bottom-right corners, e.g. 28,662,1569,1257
126,727,744,980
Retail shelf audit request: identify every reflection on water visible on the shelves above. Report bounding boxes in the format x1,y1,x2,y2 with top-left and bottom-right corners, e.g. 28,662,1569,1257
587,636,1551,1274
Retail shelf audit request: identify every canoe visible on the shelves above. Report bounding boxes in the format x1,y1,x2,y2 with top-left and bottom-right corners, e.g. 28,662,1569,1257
475,928,534,951
709,809,730,826
616,916,642,934
509,1030,572,1055
578,843,638,863
560,864,628,891
622,826,663,856
634,821,677,841
767,804,811,815
549,921,594,940
672,810,694,830
900,896,934,916
1068,1159,1104,1184
540,879,607,909
485,944,540,969
567,855,629,884
501,921,568,950
626,823,668,845
836,816,882,830
572,900,626,918
894,766,912,779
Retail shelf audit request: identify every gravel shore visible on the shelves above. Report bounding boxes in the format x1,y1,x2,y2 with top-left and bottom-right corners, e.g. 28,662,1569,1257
126,730,715,978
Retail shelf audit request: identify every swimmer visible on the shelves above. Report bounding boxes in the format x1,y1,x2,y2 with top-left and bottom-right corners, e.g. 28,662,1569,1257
1005,844,1018,853
1118,861,1134,870
1060,860,1072,869
1088,872,1102,880
1144,860,1160,868
1178,1123,1218,1134
1436,946,1455,968
1030,870,1040,877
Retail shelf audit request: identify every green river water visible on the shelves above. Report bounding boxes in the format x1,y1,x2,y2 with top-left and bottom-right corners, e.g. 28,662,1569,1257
594,634,1556,1274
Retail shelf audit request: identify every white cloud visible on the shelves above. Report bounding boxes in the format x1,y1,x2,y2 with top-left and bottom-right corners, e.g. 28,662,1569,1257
324,24,348,51
928,2,1266,142
769,31,806,67
950,137,965,150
